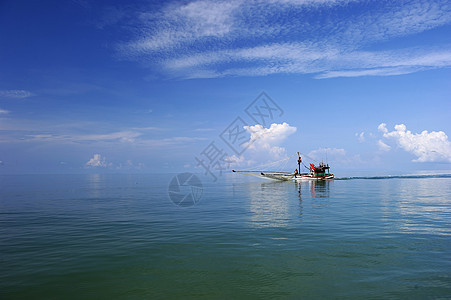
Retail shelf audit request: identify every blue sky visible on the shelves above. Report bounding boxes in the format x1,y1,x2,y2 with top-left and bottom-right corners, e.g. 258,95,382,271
0,0,450,175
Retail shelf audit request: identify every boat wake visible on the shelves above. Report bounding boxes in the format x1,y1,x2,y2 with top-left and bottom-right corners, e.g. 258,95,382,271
335,174,451,180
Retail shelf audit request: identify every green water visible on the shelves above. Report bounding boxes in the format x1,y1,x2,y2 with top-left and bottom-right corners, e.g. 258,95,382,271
1,174,450,299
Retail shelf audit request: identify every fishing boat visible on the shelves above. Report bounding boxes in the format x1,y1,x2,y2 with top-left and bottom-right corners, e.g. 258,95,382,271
293,162,335,180
233,152,334,181
293,153,334,180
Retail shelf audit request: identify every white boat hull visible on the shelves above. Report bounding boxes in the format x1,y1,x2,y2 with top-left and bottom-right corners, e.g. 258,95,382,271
293,174,335,181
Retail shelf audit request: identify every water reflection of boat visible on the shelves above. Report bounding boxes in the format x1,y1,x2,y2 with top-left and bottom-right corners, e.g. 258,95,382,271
296,180,330,198
311,180,329,197
296,180,331,209
237,178,333,227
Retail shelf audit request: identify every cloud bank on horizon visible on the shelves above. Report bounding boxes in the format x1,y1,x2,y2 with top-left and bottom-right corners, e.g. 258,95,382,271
86,154,111,168
117,0,451,79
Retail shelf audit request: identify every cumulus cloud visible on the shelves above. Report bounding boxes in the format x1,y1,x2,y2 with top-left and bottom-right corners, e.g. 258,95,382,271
85,154,112,168
378,123,388,133
225,122,297,168
244,122,297,158
0,109,10,114
380,123,451,162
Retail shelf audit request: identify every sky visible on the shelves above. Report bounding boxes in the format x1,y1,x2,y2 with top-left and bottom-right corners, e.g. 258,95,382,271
0,0,450,176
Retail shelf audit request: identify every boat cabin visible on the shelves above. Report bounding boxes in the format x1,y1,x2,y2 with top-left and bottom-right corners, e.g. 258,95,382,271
310,162,330,177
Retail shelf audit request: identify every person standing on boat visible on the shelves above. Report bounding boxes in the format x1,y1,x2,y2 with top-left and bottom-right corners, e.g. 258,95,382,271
296,156,302,176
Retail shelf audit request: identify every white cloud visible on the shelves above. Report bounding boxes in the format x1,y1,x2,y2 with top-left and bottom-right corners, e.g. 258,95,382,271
268,0,354,4
0,90,33,99
305,147,366,169
23,130,142,143
131,126,162,131
226,122,297,168
166,45,451,79
0,119,209,151
0,109,10,114
244,122,297,157
194,128,216,132
115,159,144,170
223,154,252,169
308,147,346,161
378,123,388,133
315,66,432,79
137,136,208,148
117,0,451,79
377,139,391,152
356,131,365,142
79,131,141,143
3,123,208,149
85,154,112,168
124,0,240,53
381,124,451,162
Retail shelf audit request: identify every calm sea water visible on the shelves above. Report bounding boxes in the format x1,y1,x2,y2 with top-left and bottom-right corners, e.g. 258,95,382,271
1,173,450,299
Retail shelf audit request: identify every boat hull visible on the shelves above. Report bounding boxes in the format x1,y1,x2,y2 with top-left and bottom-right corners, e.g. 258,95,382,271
293,174,334,181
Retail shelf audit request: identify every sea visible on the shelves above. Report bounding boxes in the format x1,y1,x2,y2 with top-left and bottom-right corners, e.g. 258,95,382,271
1,173,450,299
